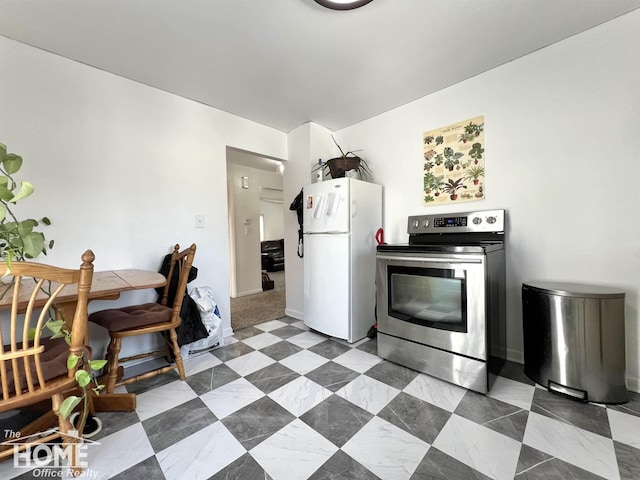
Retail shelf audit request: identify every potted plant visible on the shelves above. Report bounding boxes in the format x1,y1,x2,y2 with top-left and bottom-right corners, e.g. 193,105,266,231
0,143,53,262
443,147,464,171
441,178,467,201
469,142,484,164
312,135,372,180
0,142,104,429
464,165,485,185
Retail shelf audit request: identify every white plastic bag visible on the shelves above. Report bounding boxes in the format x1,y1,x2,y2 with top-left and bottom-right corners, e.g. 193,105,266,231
180,286,224,358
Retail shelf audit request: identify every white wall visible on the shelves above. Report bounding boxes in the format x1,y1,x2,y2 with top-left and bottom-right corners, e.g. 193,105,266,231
0,36,287,357
260,199,284,241
328,11,640,391
258,170,284,241
227,164,283,297
227,163,262,298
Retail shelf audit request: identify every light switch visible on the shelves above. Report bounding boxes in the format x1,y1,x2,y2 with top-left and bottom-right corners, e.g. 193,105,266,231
195,215,205,228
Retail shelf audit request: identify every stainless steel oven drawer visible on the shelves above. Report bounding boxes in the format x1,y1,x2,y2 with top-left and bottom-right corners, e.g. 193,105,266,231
378,332,490,393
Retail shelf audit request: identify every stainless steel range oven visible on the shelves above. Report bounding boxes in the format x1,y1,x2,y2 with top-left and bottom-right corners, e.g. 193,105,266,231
376,209,506,393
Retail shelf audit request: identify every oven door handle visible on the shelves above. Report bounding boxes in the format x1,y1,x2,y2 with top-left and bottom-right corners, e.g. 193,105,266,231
377,255,483,264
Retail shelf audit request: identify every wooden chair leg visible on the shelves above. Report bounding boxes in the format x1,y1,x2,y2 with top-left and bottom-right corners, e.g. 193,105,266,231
163,331,173,363
169,328,186,381
105,336,123,394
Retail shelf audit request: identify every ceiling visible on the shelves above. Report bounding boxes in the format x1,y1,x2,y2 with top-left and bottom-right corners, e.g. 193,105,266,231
1,0,639,133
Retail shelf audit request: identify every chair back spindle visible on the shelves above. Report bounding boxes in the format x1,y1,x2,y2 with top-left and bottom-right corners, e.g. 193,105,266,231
0,250,95,403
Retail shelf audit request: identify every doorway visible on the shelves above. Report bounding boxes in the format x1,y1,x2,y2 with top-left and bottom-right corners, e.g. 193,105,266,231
226,147,286,331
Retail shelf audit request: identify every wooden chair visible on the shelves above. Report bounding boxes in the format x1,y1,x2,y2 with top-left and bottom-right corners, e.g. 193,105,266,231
0,250,95,470
89,244,196,393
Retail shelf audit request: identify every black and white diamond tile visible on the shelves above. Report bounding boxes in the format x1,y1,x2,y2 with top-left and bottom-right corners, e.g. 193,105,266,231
3,317,640,480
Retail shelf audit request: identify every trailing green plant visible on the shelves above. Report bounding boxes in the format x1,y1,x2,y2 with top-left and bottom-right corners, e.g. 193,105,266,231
45,319,107,420
0,143,53,262
1,142,104,427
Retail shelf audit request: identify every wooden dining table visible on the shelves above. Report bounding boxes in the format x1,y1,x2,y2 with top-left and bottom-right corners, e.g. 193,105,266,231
0,269,166,413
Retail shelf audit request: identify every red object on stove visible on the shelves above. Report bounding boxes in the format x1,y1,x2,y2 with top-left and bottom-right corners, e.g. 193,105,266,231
375,228,385,245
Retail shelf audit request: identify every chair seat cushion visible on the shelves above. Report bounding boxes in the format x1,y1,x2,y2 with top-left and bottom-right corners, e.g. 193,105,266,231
89,303,173,332
2,337,70,394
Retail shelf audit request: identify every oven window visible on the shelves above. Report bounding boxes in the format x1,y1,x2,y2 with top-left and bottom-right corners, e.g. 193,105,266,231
388,266,467,333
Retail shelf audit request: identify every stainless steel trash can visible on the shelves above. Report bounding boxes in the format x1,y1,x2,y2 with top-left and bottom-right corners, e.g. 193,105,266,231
522,281,628,404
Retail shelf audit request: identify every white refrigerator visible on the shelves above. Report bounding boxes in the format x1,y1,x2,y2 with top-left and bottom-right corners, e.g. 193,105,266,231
303,177,382,343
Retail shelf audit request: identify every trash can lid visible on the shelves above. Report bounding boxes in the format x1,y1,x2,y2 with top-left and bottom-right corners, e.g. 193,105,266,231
523,281,625,299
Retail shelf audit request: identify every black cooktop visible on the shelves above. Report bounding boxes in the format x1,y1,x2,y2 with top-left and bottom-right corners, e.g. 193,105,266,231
377,242,504,254
378,229,505,254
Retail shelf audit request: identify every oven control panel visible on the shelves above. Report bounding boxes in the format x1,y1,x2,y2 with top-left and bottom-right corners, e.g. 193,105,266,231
408,209,505,234
433,216,467,228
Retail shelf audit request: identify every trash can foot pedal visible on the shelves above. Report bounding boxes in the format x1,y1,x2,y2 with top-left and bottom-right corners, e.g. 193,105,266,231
548,380,588,402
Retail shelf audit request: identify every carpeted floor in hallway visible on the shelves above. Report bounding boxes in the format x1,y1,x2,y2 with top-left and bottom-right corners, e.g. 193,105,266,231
231,270,285,330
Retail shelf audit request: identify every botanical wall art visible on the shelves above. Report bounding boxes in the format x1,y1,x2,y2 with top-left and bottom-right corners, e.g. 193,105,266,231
423,115,485,205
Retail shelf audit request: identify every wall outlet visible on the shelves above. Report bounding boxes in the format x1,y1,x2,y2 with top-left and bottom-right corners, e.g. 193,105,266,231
195,215,205,228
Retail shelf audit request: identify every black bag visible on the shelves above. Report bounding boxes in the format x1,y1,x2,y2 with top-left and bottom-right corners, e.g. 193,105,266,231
289,189,304,258
156,254,208,346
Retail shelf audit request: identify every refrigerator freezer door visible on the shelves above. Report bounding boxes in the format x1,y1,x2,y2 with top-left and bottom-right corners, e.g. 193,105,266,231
303,233,350,339
303,179,350,234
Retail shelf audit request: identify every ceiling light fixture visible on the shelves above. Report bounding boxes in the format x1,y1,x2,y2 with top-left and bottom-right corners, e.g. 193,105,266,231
314,0,373,10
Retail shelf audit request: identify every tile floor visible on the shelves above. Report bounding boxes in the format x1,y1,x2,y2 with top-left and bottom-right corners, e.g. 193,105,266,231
2,316,639,480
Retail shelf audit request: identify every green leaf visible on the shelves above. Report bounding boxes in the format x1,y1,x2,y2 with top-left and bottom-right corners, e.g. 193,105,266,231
89,359,107,371
16,219,36,236
3,153,23,175
0,143,6,163
0,204,6,222
41,217,51,226
67,354,79,370
75,369,91,387
10,181,34,203
0,184,13,202
21,231,45,259
60,396,82,419
27,327,38,340
50,331,67,339
46,319,64,334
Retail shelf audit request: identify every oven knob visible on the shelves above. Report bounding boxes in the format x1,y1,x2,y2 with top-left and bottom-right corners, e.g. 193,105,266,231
423,220,429,228
487,216,496,224
412,220,419,228
472,217,482,225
